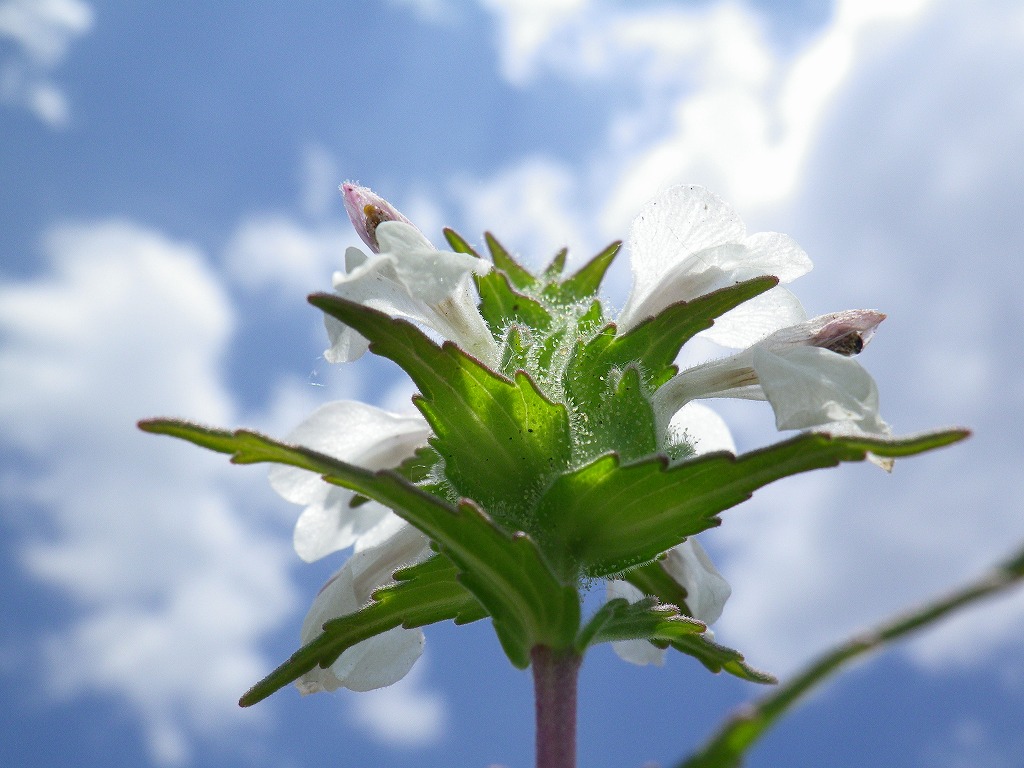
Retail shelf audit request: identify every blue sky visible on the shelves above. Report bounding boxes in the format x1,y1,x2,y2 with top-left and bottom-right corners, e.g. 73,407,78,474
2,1,1024,766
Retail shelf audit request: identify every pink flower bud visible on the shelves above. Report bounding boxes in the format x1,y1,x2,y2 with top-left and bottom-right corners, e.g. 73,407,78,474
340,182,416,253
806,310,887,356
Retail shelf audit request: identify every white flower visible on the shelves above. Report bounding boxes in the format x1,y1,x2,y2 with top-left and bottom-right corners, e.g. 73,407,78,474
617,185,812,346
653,310,891,444
269,400,432,562
296,523,432,694
325,184,497,366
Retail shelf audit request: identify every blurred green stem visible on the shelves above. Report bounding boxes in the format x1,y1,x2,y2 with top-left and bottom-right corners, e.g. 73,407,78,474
679,542,1024,768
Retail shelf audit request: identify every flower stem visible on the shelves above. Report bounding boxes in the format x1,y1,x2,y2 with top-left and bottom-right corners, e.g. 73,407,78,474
678,540,1024,768
531,645,582,768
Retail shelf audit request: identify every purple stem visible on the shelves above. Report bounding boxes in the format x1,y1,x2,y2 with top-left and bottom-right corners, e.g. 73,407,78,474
532,645,582,768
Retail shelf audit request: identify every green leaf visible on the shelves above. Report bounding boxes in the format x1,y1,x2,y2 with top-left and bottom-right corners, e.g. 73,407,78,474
240,554,486,706
543,247,568,278
309,294,574,523
537,429,970,578
555,241,620,303
442,227,481,257
351,446,440,509
577,365,659,464
138,419,582,666
667,633,776,685
609,561,775,684
623,558,694,615
566,277,779,408
485,232,536,290
575,597,705,653
476,269,553,339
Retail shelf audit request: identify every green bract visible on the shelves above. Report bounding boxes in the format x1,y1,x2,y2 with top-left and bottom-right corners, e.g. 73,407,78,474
139,185,968,706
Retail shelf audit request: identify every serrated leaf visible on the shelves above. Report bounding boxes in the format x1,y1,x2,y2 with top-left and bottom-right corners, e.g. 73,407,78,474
575,597,705,653
623,558,694,615
485,232,536,290
543,247,568,278
566,277,779,408
667,633,777,684
240,554,486,706
476,269,553,338
577,365,658,464
443,227,481,257
537,429,970,578
555,241,620,303
309,294,573,522
139,419,581,667
351,446,440,509
583,578,773,685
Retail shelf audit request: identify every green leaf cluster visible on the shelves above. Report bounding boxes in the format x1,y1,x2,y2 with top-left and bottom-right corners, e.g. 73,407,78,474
140,232,969,706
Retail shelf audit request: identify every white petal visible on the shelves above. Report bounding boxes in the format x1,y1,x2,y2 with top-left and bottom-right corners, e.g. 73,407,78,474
651,349,765,435
751,345,889,434
274,400,431,474
627,186,746,305
296,526,431,694
292,498,396,563
666,401,737,455
326,625,425,692
383,245,489,309
268,401,430,561
737,232,812,283
345,245,369,272
323,222,493,363
619,187,812,335
353,511,412,553
324,311,370,363
606,580,667,667
618,260,734,332
700,286,808,348
325,255,436,363
348,523,432,603
423,272,499,365
661,540,731,625
374,220,435,253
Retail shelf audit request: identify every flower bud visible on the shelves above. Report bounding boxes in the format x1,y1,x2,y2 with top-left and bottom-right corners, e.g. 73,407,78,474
340,182,417,253
806,310,886,356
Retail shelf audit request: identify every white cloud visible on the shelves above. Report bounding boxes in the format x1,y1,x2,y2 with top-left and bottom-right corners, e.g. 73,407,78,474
300,144,341,221
923,717,1023,768
223,215,351,297
472,0,944,226
451,158,593,268
479,0,588,83
0,221,300,765
386,0,456,23
347,657,446,746
0,0,93,127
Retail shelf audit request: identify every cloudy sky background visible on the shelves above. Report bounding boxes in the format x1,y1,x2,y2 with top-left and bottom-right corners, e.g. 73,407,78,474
2,0,1023,766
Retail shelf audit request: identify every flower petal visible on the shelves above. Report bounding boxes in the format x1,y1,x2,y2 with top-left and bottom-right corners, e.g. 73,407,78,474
606,579,668,667
297,525,431,694
627,186,746,301
324,253,437,363
376,221,490,306
323,223,496,364
661,539,731,625
751,345,890,435
666,401,737,455
701,286,808,348
268,401,431,561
